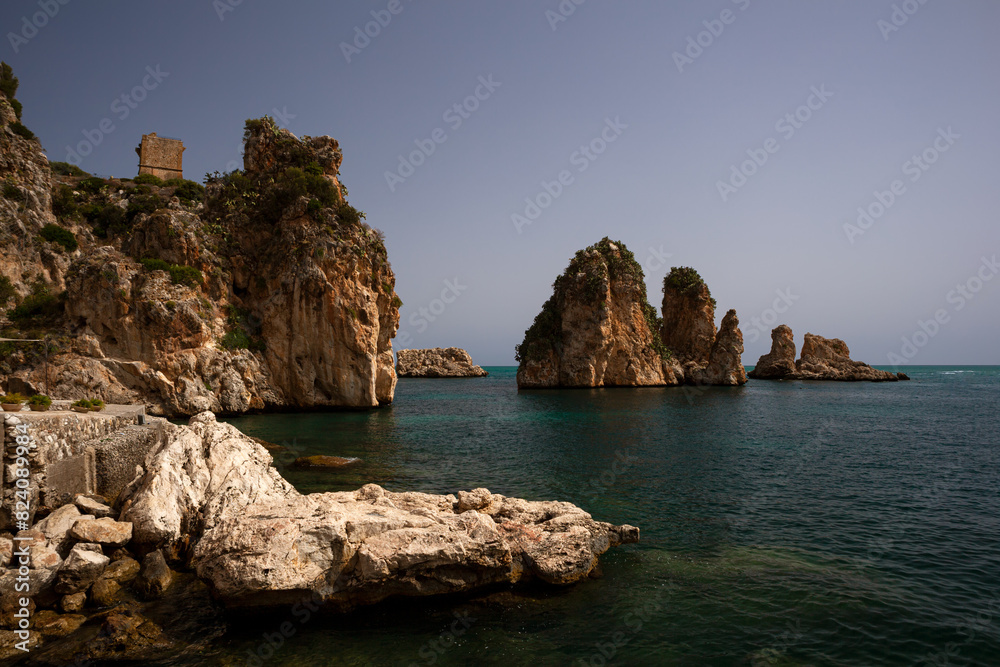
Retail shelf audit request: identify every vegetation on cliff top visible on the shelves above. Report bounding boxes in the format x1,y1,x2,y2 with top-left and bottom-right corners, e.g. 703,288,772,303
516,238,672,363
204,116,383,263
663,266,717,310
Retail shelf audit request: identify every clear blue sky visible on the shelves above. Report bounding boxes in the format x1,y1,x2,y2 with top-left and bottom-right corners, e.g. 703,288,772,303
4,1,998,366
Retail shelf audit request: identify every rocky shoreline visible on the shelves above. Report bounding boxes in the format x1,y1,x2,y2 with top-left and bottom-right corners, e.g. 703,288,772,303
0,413,638,661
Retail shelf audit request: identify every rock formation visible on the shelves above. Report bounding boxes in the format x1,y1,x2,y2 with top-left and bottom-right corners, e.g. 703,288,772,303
116,413,638,608
660,267,717,364
396,347,488,378
660,267,747,386
749,326,905,382
690,309,748,386
747,324,797,379
0,76,400,416
515,238,682,388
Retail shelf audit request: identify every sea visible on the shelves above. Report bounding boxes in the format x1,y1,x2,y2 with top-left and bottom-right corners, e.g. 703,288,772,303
196,366,998,666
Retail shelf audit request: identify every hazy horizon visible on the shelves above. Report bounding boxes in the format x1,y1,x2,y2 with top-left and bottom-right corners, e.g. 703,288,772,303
4,1,998,366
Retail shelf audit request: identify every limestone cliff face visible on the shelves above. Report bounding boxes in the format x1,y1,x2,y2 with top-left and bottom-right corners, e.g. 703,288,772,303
661,268,716,364
747,324,797,379
691,309,747,386
397,348,488,378
749,326,902,382
660,267,747,387
1,108,400,414
0,90,72,299
516,238,680,388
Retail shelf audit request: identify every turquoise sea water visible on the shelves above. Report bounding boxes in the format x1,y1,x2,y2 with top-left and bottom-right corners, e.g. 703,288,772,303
209,366,999,666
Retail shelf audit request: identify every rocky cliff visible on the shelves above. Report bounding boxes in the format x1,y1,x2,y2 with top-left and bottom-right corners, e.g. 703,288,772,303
749,326,905,382
0,87,400,415
661,267,747,387
515,238,682,388
396,347,488,378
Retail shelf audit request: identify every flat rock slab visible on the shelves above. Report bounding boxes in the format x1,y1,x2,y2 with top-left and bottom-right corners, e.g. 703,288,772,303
69,518,133,547
74,494,115,518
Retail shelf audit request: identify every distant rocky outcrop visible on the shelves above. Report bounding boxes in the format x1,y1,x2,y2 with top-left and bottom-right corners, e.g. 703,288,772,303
747,324,797,379
0,82,400,416
660,267,747,387
515,238,682,388
396,348,488,378
749,326,906,382
119,413,638,609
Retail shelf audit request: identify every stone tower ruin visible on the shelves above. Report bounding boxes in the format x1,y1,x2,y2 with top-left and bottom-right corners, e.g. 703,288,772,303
135,132,184,180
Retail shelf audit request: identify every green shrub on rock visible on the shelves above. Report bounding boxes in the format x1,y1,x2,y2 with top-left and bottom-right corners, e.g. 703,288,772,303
39,224,78,252
133,173,164,186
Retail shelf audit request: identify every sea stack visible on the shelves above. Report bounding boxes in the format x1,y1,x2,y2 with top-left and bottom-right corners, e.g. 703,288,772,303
660,267,748,386
749,326,905,382
515,238,680,388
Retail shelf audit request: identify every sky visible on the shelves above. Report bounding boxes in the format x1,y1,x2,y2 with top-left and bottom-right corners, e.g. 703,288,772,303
3,0,998,366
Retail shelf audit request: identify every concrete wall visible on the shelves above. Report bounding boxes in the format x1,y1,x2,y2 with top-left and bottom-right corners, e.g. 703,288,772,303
0,405,150,528
136,132,184,180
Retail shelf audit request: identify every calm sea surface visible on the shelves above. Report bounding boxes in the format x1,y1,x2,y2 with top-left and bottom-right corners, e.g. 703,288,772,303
205,366,999,666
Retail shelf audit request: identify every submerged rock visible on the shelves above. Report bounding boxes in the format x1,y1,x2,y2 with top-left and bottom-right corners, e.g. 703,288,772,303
749,326,900,382
396,347,488,378
293,455,358,469
135,551,174,600
120,412,639,609
516,238,679,388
